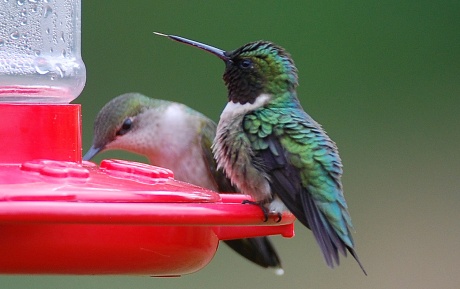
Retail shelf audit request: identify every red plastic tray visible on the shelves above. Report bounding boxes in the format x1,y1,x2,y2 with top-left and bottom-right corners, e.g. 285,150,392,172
0,159,294,276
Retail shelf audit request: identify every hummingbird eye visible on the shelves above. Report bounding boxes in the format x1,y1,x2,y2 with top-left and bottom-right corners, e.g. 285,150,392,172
239,59,253,69
116,117,133,136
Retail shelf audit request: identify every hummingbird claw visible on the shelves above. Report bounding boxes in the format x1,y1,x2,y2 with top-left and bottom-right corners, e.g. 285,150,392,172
242,200,269,222
241,199,255,205
274,212,282,223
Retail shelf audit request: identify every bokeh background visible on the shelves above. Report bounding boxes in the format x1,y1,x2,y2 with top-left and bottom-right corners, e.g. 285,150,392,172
2,0,460,288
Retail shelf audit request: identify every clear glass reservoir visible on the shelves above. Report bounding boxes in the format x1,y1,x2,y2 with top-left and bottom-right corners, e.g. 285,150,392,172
0,0,85,103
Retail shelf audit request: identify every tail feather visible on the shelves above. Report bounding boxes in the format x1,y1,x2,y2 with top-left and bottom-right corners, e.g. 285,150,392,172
299,187,367,275
347,246,367,275
223,237,283,273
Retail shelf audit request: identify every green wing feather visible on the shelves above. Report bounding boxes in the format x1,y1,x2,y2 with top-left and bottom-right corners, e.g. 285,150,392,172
243,92,365,273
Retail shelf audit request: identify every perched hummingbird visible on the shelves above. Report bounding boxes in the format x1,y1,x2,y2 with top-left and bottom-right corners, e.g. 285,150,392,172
154,33,366,274
83,92,284,274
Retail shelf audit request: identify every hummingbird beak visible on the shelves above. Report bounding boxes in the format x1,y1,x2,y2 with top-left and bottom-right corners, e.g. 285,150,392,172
83,145,103,161
154,32,230,62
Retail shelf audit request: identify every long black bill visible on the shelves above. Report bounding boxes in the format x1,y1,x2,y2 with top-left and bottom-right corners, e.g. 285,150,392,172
154,32,229,61
82,146,103,161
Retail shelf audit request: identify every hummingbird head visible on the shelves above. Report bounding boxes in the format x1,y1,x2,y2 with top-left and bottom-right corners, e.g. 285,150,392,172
83,93,165,161
223,41,298,104
154,33,298,105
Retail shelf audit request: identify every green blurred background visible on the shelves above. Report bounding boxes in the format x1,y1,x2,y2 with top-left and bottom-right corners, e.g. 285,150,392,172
3,0,460,288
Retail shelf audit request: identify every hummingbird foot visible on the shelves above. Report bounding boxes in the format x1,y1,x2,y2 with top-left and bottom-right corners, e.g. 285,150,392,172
242,200,269,221
241,200,282,222
274,212,282,223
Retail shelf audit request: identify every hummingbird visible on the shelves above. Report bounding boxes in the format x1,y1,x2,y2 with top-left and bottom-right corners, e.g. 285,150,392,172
154,32,366,274
83,92,284,274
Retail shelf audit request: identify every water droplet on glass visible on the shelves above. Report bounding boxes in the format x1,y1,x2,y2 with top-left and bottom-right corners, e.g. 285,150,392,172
55,63,64,78
1,0,86,103
10,31,20,40
43,5,52,18
34,57,51,74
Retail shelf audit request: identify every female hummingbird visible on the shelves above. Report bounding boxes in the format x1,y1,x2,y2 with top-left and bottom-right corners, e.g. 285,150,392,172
155,33,366,274
83,92,284,274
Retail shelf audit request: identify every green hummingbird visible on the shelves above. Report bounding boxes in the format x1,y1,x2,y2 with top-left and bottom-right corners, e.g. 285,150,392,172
83,92,284,274
154,33,366,274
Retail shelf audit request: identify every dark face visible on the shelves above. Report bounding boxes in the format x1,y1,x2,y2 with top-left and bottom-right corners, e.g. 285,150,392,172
223,41,298,104
223,53,264,105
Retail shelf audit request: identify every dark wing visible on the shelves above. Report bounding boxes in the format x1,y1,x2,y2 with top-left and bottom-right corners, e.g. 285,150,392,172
257,133,346,268
245,107,366,274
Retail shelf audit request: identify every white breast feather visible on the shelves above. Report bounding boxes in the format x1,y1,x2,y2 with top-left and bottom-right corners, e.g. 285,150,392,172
213,94,275,203
219,94,272,124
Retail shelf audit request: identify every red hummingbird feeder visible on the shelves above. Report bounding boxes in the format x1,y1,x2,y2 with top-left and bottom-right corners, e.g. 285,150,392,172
0,0,294,276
